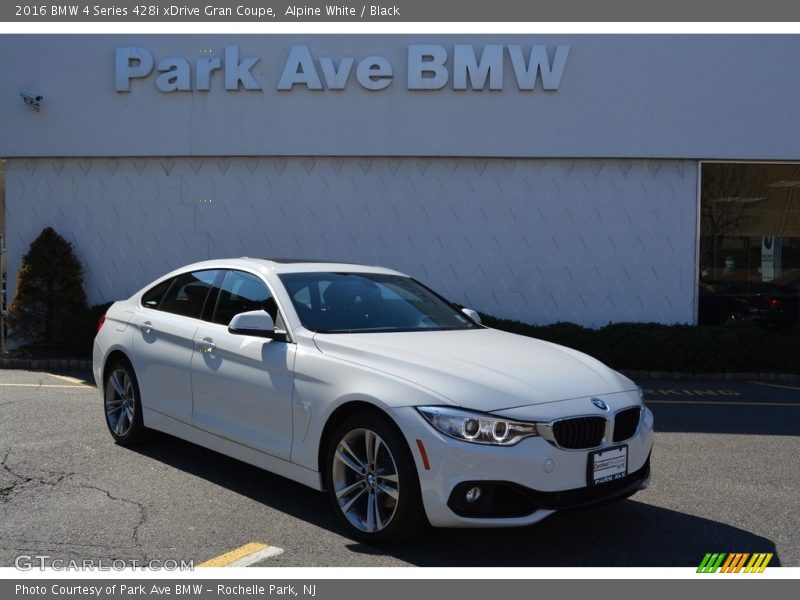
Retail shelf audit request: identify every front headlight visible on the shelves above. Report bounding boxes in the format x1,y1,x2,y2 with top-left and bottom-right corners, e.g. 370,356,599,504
416,406,538,446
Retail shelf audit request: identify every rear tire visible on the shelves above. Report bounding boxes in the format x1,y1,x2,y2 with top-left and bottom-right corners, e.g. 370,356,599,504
324,412,426,543
103,358,148,446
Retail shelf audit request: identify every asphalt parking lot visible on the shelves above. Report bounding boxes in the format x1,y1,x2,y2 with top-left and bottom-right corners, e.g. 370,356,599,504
0,369,798,568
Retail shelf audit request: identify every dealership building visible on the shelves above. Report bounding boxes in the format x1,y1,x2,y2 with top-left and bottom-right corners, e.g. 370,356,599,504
1,34,799,327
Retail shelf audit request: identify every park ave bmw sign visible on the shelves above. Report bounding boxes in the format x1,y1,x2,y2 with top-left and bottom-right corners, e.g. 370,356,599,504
114,44,570,93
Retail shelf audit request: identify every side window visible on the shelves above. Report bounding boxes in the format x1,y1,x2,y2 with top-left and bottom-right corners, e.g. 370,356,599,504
141,278,173,309
158,270,218,319
213,270,277,326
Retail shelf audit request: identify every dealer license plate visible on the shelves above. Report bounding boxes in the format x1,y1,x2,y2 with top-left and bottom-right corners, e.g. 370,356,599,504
588,445,628,486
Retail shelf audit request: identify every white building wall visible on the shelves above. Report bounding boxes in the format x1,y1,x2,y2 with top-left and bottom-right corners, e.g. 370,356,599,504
2,35,800,161
5,156,697,327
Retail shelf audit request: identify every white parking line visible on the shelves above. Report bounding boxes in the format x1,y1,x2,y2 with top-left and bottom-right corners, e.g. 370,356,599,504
198,542,284,567
0,383,92,388
647,399,799,407
225,545,285,566
747,381,800,391
46,372,93,386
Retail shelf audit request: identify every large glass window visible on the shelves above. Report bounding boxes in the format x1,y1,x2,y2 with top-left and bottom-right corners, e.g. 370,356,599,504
699,163,800,330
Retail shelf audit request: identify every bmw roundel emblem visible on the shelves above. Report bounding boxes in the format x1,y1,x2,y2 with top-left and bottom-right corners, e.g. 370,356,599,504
591,398,608,411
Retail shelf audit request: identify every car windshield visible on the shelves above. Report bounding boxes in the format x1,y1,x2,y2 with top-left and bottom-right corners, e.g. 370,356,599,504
278,272,478,333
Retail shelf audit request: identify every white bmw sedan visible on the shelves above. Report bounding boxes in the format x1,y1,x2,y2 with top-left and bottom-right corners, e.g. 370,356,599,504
94,258,653,542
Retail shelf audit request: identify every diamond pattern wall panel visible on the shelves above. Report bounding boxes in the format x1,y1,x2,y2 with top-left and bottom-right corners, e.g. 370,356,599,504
5,157,697,327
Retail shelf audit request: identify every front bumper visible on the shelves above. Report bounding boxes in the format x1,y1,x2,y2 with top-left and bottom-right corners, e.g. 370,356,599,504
446,455,650,518
390,402,654,528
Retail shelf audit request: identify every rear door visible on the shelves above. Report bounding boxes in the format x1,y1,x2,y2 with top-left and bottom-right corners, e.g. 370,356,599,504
190,269,296,459
132,269,221,424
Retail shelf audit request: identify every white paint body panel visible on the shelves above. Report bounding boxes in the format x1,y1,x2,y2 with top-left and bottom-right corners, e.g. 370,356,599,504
312,328,637,412
131,310,198,424
93,258,654,528
190,320,297,460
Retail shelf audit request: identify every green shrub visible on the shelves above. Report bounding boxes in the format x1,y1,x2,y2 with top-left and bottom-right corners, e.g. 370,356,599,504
8,227,87,346
480,314,800,374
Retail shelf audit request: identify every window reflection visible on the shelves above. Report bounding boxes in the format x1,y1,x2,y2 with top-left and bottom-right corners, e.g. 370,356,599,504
699,163,800,330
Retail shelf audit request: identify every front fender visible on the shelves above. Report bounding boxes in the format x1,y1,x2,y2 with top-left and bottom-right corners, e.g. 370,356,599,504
288,344,450,471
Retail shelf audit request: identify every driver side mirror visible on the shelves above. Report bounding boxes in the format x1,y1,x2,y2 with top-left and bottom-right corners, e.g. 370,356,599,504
461,308,482,324
228,310,287,340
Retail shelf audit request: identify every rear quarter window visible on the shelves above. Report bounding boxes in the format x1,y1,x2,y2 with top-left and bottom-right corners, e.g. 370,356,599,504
141,278,173,309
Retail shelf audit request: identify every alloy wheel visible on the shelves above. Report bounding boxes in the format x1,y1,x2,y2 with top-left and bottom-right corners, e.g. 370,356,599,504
331,428,400,534
105,368,135,437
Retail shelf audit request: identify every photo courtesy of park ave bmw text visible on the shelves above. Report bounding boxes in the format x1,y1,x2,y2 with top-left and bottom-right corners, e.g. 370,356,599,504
2,35,800,326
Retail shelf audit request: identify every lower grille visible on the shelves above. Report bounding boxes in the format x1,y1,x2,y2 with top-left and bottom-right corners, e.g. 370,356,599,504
552,416,606,449
613,407,642,442
447,456,651,517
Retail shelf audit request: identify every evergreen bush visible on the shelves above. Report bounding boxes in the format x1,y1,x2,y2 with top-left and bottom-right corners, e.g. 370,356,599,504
8,227,87,347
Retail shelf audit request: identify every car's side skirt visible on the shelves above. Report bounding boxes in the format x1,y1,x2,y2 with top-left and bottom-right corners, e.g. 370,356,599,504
142,407,323,491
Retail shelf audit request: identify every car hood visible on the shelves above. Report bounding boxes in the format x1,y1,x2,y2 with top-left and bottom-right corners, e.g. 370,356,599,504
312,328,636,412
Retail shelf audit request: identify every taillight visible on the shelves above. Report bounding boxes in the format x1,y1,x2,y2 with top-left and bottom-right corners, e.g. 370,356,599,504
766,297,783,309
97,314,106,332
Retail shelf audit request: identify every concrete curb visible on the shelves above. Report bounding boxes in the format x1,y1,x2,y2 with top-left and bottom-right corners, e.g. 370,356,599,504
0,357,93,371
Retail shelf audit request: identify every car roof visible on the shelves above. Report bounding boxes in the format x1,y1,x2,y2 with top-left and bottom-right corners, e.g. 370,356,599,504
170,257,408,277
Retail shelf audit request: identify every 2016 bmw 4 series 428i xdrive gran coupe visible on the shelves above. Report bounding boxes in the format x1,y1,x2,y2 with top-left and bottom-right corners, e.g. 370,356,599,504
93,258,653,542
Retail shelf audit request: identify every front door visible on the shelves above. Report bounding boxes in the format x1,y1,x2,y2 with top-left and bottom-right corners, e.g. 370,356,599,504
190,270,296,460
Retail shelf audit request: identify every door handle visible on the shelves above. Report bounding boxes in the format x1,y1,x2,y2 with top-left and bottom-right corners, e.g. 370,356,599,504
194,338,216,353
139,321,153,334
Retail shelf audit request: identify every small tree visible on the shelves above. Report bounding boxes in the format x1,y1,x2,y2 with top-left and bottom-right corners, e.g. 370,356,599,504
9,227,87,346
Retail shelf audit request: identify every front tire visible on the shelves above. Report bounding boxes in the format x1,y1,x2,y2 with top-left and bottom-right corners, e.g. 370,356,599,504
325,412,426,543
104,359,147,446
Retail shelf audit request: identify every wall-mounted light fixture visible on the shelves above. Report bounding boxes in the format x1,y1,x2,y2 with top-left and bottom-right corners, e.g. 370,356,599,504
20,93,42,112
